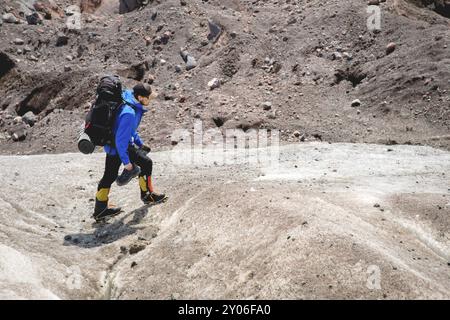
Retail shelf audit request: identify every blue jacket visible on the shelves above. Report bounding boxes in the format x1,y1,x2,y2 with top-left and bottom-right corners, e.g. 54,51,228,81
104,89,147,165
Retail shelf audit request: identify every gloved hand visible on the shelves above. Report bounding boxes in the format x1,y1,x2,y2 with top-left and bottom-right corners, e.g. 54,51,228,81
140,144,151,153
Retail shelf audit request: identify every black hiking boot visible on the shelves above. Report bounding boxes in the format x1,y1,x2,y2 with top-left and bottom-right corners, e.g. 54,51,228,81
93,207,122,222
116,164,141,186
141,192,167,205
93,200,122,222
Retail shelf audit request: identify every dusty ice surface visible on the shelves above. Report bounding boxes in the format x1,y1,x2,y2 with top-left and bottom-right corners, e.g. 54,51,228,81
0,142,449,299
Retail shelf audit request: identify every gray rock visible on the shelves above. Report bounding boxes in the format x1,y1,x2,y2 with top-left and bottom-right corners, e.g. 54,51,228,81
342,52,353,60
331,52,342,60
12,129,27,142
208,78,221,90
22,111,37,126
267,111,277,119
386,42,396,55
180,49,197,70
2,13,18,24
13,116,23,124
207,19,222,42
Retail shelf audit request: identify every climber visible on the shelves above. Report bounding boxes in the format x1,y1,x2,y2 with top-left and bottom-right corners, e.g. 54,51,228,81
93,83,166,222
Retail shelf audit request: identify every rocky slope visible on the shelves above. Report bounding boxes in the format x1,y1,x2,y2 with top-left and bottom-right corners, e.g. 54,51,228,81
0,0,449,155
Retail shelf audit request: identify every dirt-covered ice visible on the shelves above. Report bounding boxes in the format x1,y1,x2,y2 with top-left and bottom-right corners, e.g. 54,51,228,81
0,142,449,299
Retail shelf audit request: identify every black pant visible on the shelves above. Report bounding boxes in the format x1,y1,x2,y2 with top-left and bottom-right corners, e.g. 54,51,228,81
98,145,153,190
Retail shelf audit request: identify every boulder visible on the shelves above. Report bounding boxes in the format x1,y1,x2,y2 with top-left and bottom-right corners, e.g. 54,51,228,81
22,111,38,126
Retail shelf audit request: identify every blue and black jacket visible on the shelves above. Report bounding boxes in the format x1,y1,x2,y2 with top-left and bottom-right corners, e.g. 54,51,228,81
104,89,147,165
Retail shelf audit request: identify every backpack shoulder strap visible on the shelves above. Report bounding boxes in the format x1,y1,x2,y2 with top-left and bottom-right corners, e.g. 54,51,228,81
122,100,138,112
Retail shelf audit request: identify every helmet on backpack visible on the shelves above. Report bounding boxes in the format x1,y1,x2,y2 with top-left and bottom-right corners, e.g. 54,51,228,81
97,75,123,103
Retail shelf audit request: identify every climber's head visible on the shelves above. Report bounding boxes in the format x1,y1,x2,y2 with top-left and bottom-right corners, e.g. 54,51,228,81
133,83,152,106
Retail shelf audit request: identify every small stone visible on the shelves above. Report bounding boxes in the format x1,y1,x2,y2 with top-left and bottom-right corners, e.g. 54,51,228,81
185,55,197,70
22,111,37,126
207,19,222,42
374,203,380,208
262,101,272,110
287,16,297,25
26,12,42,25
12,129,27,142
13,38,25,45
331,52,342,60
146,74,155,84
56,33,69,47
129,243,146,255
175,65,182,73
267,111,277,119
159,32,171,45
208,78,221,90
351,99,361,107
293,131,301,138
180,49,197,70
2,13,18,24
386,42,396,55
343,52,352,60
13,116,22,123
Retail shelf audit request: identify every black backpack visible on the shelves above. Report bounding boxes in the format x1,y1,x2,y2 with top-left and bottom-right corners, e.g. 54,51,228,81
84,75,124,147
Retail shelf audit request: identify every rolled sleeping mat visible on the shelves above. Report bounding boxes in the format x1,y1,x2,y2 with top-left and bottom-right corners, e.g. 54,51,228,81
78,131,95,154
